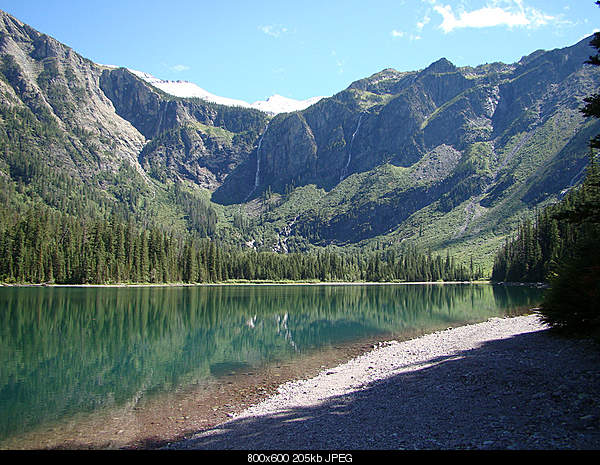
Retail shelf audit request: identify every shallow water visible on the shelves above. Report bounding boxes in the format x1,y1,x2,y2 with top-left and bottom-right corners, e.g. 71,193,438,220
0,283,543,448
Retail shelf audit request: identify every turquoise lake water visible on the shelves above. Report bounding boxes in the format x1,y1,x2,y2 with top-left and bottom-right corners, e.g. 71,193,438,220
0,283,544,444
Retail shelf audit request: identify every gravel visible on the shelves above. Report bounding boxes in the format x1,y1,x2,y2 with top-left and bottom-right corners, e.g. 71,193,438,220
168,314,600,450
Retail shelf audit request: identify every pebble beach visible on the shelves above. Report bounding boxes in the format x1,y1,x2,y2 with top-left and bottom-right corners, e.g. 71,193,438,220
169,314,600,450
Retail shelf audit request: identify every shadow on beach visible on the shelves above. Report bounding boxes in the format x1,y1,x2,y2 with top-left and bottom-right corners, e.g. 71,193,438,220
166,329,600,450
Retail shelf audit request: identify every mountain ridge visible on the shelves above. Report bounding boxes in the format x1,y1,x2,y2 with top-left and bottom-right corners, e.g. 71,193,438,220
1,8,599,273
125,67,325,115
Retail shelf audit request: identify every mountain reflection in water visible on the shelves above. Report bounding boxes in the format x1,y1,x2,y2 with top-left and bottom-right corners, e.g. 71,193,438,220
0,283,543,442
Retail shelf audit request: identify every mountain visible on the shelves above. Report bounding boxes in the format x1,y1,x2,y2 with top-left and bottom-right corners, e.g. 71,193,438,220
1,8,599,273
220,47,600,262
212,42,600,268
0,11,147,216
126,68,324,115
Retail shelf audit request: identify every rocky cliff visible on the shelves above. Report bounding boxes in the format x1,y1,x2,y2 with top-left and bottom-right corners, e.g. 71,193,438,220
212,36,600,265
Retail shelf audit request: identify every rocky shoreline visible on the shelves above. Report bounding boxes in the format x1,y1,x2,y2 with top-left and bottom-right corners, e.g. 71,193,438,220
168,314,600,450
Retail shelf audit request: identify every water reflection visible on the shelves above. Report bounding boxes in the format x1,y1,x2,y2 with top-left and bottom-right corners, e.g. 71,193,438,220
0,284,543,442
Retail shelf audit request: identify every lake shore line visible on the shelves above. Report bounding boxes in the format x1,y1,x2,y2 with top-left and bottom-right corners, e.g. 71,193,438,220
0,280,545,288
167,313,600,450
0,283,545,450
5,312,594,451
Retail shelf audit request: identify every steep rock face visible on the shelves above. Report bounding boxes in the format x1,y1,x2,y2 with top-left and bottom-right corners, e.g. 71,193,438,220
214,65,471,203
416,58,472,106
369,87,432,166
0,11,146,178
137,123,259,190
219,36,600,257
490,42,592,140
99,66,269,187
347,68,416,94
260,112,318,188
100,68,269,138
219,44,597,206
99,67,174,139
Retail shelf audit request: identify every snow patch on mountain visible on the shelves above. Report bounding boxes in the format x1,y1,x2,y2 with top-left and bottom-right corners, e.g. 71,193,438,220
126,69,324,115
251,94,324,114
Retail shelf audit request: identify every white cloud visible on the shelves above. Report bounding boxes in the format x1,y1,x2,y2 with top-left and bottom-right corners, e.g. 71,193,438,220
431,1,555,33
330,50,345,73
170,64,190,72
391,30,422,41
259,25,289,38
416,14,431,31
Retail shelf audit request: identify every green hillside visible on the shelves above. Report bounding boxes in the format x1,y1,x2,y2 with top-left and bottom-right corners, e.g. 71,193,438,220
1,8,599,280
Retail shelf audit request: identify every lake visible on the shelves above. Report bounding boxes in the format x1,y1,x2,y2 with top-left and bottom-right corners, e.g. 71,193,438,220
0,283,543,448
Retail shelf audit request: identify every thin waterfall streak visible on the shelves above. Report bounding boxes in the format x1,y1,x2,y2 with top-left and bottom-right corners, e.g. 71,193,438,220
559,162,588,198
245,123,269,201
254,143,261,188
341,114,363,181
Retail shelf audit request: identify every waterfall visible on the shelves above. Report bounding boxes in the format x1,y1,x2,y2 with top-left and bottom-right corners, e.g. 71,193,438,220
245,123,269,201
340,113,363,181
254,130,265,188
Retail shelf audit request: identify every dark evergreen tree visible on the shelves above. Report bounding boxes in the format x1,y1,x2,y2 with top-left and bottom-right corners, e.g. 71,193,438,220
492,6,600,336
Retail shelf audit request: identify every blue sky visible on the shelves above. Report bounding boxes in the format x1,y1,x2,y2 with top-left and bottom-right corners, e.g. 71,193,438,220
1,1,598,103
